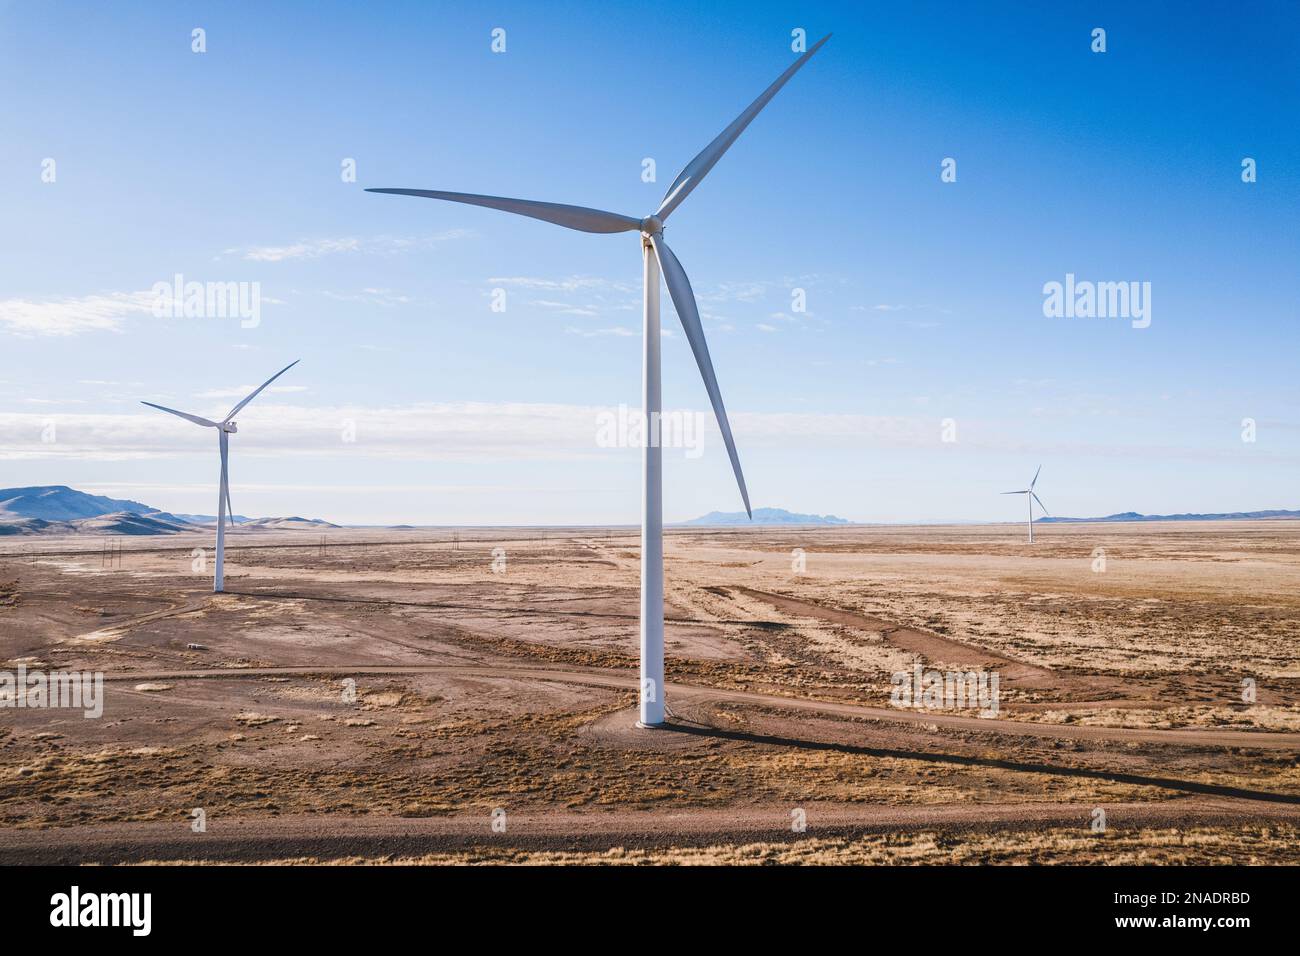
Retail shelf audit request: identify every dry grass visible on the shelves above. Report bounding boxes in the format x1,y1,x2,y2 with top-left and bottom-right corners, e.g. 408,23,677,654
3,522,1299,861
136,824,1300,866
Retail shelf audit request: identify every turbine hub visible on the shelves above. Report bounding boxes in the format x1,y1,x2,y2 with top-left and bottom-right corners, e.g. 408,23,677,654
640,215,663,236
222,421,238,433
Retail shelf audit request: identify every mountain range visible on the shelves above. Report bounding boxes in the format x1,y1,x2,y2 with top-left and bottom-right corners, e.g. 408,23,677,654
1039,510,1300,523
4,487,1295,534
0,485,338,536
683,507,1300,527
681,508,850,526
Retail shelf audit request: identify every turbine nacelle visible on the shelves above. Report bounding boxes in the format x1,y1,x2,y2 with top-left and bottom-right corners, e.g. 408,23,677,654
221,421,238,434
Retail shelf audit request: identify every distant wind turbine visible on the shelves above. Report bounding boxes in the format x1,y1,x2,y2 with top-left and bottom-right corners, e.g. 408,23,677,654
141,361,299,592
1001,465,1049,543
367,37,831,728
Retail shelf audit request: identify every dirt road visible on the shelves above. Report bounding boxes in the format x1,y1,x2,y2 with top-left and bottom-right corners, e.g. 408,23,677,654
99,662,1300,751
3,799,1297,865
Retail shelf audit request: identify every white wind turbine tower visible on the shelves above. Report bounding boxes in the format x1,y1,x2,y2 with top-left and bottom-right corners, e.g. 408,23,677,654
1001,465,1049,544
141,361,300,593
368,36,831,727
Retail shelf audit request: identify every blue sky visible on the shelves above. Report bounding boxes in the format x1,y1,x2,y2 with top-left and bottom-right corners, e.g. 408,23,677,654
2,0,1297,524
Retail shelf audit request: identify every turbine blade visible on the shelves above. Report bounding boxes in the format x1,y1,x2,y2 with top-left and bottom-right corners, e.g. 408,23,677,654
225,360,300,422
1030,464,1042,490
1032,492,1049,516
657,33,831,220
222,445,235,528
219,431,233,527
141,402,219,429
649,234,751,517
1000,490,1029,495
365,189,641,234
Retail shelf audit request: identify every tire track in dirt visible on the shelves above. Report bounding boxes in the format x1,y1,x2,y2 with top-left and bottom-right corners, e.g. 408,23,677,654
96,662,1300,751
734,586,1296,712
59,597,212,647
222,586,721,627
733,586,1163,704
736,586,1044,673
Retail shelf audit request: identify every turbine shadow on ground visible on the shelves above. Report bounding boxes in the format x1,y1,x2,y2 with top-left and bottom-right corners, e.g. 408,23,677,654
222,588,783,628
660,720,1300,805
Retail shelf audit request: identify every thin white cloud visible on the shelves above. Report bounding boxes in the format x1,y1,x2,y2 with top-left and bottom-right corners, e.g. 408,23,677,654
489,276,640,323
699,281,772,304
230,231,471,263
0,291,155,337
84,481,531,496
0,402,636,462
564,326,635,338
488,276,635,294
2,403,1296,466
533,299,600,317
240,238,361,262
854,303,953,321
322,288,413,306
193,385,309,400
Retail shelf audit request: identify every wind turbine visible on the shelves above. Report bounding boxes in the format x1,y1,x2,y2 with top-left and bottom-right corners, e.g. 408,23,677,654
367,36,831,727
141,361,299,592
1001,465,1049,543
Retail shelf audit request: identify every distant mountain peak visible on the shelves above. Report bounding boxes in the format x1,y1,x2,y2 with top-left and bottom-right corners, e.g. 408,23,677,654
0,485,339,535
681,507,850,526
0,485,156,523
1040,509,1300,523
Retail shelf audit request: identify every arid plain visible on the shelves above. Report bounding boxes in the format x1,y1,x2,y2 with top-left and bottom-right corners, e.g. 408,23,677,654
2,520,1299,864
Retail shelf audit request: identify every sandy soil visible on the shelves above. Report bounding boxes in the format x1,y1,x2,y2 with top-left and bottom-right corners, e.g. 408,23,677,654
1,520,1298,864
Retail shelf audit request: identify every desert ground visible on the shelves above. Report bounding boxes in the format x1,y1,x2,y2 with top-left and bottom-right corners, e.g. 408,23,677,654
1,520,1299,865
